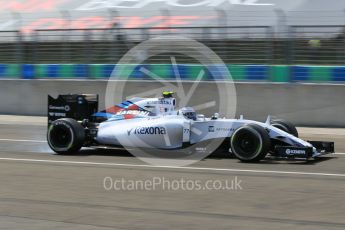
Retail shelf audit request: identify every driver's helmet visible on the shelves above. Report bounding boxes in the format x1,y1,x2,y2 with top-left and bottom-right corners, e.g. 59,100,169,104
178,107,196,120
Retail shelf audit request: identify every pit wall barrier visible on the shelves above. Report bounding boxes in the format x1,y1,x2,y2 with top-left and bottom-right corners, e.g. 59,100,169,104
0,80,344,127
1,64,345,82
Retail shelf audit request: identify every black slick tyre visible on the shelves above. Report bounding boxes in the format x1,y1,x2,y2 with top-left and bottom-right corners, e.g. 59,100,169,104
47,118,85,154
230,124,271,162
271,119,298,137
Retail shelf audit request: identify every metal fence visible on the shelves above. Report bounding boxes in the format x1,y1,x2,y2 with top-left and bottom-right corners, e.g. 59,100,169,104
0,25,344,65
291,25,345,65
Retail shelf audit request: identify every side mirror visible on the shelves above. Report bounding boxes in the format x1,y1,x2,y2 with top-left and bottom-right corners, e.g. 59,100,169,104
211,113,219,120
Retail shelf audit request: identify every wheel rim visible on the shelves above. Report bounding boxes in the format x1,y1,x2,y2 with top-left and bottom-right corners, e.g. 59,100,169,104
49,125,72,149
239,133,259,153
231,127,262,160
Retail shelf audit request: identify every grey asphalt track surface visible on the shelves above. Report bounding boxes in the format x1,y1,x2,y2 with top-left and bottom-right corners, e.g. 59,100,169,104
0,116,345,230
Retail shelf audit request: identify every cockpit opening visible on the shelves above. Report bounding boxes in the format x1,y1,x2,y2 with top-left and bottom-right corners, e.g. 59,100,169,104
178,107,197,120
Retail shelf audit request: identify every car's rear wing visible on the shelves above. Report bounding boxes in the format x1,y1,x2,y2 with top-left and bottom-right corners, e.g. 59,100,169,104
48,94,98,126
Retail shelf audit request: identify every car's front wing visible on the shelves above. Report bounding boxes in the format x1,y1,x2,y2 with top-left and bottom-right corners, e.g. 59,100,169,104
274,141,334,160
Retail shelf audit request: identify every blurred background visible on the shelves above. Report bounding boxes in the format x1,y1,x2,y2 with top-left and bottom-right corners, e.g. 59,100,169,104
1,0,345,82
1,0,345,127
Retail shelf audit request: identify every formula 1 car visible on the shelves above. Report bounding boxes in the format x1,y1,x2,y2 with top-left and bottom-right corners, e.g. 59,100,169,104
47,92,334,162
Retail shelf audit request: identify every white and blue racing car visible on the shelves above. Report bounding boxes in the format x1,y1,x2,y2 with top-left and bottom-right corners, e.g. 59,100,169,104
47,92,334,162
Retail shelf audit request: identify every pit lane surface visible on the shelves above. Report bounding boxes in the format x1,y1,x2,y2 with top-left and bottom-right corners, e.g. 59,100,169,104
0,115,345,230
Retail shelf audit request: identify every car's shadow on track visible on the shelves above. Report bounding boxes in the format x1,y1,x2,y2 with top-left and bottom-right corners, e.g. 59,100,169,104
60,148,133,158
57,148,335,165
57,148,235,160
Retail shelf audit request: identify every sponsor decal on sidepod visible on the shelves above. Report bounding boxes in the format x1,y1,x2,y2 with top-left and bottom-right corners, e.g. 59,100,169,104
127,127,167,136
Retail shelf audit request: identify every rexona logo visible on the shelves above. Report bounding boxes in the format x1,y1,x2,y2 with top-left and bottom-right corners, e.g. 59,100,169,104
285,149,306,155
128,126,166,136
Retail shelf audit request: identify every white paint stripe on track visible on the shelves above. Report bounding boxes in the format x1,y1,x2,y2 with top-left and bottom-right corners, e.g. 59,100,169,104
0,138,46,143
0,157,345,178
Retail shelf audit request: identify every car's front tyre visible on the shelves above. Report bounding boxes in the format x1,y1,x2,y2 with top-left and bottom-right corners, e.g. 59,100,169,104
47,118,85,154
230,124,271,162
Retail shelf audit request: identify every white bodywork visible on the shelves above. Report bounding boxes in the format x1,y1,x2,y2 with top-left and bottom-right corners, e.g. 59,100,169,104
94,96,318,156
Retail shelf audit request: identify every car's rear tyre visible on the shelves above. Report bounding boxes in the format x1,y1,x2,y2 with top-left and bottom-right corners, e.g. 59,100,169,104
230,124,271,162
47,118,85,154
271,119,298,137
